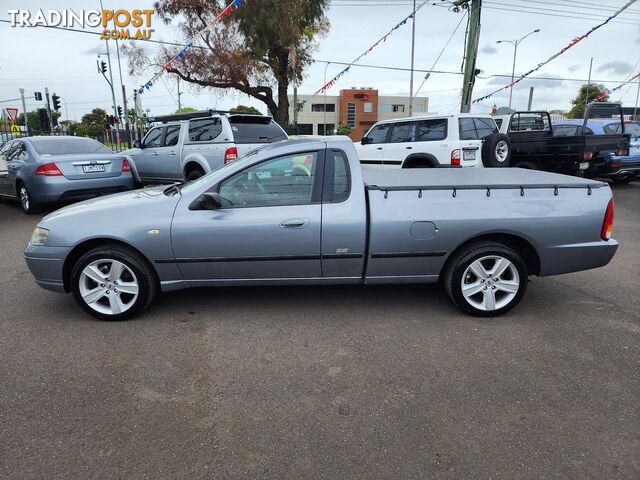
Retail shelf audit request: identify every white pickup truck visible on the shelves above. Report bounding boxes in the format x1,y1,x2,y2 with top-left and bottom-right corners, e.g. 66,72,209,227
123,110,288,184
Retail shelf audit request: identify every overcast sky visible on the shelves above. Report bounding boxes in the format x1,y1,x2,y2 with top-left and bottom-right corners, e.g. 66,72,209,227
2,0,639,120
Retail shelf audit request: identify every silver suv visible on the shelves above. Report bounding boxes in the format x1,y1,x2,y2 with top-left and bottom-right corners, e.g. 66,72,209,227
123,110,288,183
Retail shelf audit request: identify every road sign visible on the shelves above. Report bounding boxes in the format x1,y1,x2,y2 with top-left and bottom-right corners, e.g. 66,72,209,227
11,124,20,137
5,107,19,123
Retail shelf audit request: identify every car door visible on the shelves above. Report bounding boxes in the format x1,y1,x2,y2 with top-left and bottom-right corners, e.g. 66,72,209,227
133,126,163,182
170,149,324,283
0,140,14,196
382,121,416,168
358,123,390,168
457,117,482,166
151,124,182,180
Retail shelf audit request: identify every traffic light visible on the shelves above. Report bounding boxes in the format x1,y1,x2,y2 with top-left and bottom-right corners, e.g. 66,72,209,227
52,94,61,112
99,60,107,74
34,91,42,101
117,106,123,118
37,108,49,130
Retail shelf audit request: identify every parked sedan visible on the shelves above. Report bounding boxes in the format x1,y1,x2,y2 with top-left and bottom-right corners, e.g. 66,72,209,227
0,136,134,214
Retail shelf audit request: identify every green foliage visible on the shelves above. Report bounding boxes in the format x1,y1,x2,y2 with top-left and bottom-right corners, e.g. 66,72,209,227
567,84,609,119
16,111,60,135
230,105,262,115
336,124,352,135
174,106,198,114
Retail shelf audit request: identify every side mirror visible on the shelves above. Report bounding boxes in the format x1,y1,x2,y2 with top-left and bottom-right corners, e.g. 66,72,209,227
361,136,372,145
133,139,142,149
201,192,222,210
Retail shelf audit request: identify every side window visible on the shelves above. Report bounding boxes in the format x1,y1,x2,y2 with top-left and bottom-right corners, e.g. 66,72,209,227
458,118,477,140
188,118,222,142
366,124,390,144
473,118,497,139
603,123,621,135
13,143,29,160
0,141,14,158
330,150,350,203
415,119,447,141
164,125,181,147
554,125,579,137
143,127,163,148
389,122,416,143
218,152,318,208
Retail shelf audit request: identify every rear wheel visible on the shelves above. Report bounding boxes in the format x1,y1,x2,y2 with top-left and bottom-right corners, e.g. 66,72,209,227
612,174,635,184
444,242,528,317
186,167,205,181
17,182,40,215
71,244,158,321
481,133,511,167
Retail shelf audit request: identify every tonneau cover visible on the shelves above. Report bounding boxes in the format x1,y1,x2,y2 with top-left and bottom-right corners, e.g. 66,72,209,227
362,167,606,191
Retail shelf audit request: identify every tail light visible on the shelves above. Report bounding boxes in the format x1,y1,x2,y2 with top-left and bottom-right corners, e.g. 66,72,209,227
617,149,628,156
451,149,461,166
35,163,63,176
122,159,131,172
601,199,615,241
224,146,238,164
583,152,593,160
610,162,621,168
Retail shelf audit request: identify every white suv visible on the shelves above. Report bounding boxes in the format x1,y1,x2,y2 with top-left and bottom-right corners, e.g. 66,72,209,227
355,114,510,169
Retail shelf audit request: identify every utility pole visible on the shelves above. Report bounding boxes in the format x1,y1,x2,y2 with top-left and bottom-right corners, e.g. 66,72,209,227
99,0,118,123
585,57,593,112
115,39,130,148
408,0,416,116
19,88,30,136
44,87,54,133
633,74,640,121
460,0,482,113
527,87,534,110
177,77,182,111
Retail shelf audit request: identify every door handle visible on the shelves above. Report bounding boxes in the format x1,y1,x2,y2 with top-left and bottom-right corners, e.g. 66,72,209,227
406,146,413,149
169,151,177,156
376,147,383,150
151,152,159,156
280,218,310,229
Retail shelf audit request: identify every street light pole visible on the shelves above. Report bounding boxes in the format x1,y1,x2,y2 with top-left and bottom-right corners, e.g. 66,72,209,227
323,62,330,135
497,28,540,110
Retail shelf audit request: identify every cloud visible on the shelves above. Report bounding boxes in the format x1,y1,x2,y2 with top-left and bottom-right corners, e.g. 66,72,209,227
568,64,580,72
480,44,498,55
83,45,108,55
484,73,564,90
597,60,633,76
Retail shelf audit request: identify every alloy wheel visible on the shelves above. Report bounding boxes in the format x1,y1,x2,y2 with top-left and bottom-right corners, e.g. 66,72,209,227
19,186,30,212
461,255,520,311
495,140,509,163
79,259,140,315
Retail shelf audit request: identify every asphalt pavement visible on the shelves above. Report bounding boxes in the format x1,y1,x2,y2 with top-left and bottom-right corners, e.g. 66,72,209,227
1,182,639,479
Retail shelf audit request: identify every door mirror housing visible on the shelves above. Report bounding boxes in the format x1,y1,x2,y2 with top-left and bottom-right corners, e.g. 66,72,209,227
201,192,223,210
133,139,142,149
361,136,372,145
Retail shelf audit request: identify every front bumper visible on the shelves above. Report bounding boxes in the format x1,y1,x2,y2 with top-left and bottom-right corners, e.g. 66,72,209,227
24,244,72,293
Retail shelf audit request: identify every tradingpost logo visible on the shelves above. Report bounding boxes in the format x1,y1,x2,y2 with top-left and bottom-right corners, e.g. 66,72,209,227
7,8,155,40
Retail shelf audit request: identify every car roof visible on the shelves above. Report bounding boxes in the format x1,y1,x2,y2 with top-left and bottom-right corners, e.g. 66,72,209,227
372,113,494,126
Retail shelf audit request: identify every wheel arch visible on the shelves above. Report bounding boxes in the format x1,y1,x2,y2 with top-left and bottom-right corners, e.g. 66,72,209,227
440,232,541,278
401,153,440,168
62,237,159,293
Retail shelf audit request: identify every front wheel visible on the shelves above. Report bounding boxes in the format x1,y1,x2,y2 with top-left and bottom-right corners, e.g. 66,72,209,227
443,242,528,317
70,244,158,320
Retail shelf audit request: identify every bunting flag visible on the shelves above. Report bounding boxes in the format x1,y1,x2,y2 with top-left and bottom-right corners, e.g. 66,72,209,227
473,0,639,103
314,1,428,95
594,71,640,101
138,0,243,95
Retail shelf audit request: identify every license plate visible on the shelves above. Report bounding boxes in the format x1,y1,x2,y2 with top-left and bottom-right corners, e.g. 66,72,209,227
463,150,476,161
579,162,589,170
82,165,106,173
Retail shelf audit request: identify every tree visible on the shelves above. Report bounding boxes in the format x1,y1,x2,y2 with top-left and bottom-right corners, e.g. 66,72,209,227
230,105,262,115
17,111,60,135
336,124,352,135
567,84,609,119
125,0,329,127
174,106,198,114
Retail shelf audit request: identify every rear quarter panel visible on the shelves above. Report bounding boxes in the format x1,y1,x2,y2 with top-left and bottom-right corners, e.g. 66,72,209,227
366,185,615,279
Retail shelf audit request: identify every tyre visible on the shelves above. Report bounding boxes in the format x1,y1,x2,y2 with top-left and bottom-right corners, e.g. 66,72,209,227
612,174,635,184
186,168,205,181
70,244,158,321
481,133,511,167
443,242,528,317
17,182,40,215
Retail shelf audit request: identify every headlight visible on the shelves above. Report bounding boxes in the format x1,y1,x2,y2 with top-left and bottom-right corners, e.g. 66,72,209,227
30,227,49,246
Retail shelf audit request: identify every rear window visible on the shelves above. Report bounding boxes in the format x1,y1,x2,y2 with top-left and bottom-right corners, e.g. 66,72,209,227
188,118,222,142
415,119,447,141
458,118,477,140
30,137,111,155
473,118,497,139
229,117,287,144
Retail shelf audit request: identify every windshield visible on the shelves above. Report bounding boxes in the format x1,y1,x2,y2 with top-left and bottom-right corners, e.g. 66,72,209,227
179,148,263,194
31,138,112,155
625,122,640,136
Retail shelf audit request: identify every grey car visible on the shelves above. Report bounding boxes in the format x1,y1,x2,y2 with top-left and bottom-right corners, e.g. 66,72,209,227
0,136,134,214
24,138,617,320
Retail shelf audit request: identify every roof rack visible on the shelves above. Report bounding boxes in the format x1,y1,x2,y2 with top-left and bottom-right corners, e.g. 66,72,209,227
147,109,231,123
